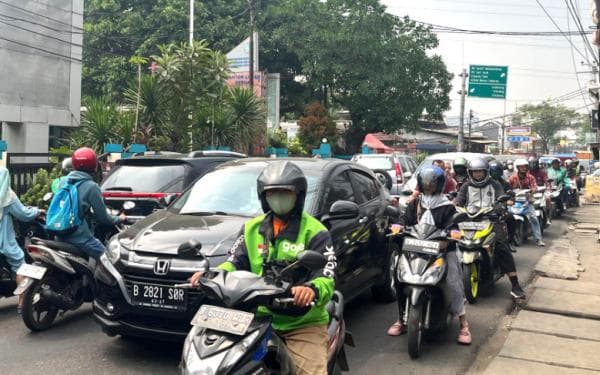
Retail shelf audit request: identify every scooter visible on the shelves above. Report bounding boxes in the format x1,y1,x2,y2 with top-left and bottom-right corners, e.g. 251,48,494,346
455,205,504,304
532,187,550,230
508,189,535,245
393,221,455,358
549,181,565,217
177,242,353,375
14,204,134,331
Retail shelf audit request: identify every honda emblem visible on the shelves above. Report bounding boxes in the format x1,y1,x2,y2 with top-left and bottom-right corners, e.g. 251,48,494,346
154,259,170,275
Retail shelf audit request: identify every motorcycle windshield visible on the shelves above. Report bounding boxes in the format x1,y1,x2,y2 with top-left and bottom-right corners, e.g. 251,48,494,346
200,271,287,308
406,222,447,241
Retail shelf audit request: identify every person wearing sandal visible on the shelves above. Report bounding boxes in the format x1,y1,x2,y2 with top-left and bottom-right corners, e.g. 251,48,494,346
387,166,472,345
0,167,43,312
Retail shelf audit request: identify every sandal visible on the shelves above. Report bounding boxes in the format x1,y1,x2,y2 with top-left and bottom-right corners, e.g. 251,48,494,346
457,325,472,345
387,321,405,336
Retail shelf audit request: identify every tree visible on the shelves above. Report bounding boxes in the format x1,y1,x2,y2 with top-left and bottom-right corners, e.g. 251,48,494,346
298,102,338,152
518,103,581,154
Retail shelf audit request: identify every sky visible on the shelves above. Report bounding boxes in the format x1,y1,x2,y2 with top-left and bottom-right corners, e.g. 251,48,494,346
381,0,596,124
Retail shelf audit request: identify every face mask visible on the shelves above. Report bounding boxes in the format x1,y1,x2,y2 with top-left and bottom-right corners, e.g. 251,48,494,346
266,191,297,216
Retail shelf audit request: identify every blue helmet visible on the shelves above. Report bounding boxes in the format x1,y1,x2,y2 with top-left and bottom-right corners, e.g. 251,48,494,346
488,160,504,179
417,166,446,195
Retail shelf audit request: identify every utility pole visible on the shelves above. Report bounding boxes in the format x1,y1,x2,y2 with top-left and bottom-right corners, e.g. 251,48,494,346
468,109,473,152
248,0,255,93
188,0,194,151
501,99,507,154
458,69,468,152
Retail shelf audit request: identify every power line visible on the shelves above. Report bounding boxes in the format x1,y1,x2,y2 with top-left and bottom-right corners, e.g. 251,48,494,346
566,0,592,110
0,35,81,63
0,18,82,48
0,13,83,34
0,0,82,30
389,4,572,20
565,0,597,62
534,0,592,64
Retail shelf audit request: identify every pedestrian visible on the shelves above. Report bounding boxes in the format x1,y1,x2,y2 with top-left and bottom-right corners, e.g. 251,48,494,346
0,167,44,311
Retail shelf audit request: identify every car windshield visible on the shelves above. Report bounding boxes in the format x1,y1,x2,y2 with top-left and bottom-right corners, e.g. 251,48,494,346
354,156,394,170
101,164,185,193
171,164,318,217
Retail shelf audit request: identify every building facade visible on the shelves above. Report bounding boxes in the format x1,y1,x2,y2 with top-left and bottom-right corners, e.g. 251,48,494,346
0,0,82,154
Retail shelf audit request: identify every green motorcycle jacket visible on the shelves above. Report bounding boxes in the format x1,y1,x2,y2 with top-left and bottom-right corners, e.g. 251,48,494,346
547,167,571,188
218,211,336,332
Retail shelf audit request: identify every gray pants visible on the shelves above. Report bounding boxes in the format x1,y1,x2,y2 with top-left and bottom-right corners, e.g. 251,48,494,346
441,251,467,317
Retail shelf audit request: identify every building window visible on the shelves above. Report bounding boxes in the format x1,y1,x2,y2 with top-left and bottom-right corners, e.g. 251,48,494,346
49,126,71,149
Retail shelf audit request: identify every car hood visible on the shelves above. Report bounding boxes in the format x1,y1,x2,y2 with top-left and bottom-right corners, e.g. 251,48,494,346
118,210,247,257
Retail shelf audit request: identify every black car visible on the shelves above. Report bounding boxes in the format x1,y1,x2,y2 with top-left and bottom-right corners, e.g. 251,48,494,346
93,158,399,340
101,153,245,217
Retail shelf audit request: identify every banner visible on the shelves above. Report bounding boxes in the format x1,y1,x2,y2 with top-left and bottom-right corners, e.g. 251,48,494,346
507,127,531,136
226,32,259,73
226,71,265,97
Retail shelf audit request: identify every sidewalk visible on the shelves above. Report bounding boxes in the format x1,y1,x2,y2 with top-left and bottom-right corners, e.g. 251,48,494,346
477,204,600,374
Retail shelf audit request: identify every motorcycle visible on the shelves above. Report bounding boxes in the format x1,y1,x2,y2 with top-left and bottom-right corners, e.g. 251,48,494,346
549,180,565,217
13,206,134,331
177,241,353,375
567,172,580,208
454,205,504,304
392,221,455,358
508,189,536,245
532,187,550,230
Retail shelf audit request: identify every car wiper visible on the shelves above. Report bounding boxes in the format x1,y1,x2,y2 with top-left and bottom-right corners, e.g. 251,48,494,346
104,186,133,191
181,211,229,216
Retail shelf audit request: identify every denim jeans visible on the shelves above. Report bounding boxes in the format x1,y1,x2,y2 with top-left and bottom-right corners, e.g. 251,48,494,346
525,209,542,241
72,237,106,260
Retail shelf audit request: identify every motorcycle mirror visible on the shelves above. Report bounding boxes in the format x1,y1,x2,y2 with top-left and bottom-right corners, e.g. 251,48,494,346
42,192,53,202
384,205,400,218
452,212,468,224
178,240,203,258
296,250,327,270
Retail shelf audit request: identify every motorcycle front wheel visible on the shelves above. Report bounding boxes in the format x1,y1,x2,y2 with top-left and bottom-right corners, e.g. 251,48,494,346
513,221,524,246
21,277,59,332
407,302,424,359
463,262,479,304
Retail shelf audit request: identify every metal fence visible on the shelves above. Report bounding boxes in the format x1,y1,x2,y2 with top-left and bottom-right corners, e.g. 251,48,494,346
6,153,68,196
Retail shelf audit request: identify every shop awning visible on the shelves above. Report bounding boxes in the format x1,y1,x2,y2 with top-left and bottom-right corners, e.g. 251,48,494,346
362,134,393,153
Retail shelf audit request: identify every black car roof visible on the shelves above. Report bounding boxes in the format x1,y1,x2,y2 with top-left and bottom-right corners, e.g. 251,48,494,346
115,155,238,168
213,157,351,174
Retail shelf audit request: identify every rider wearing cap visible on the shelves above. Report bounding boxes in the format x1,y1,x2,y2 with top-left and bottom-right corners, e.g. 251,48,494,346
455,158,526,299
190,161,335,375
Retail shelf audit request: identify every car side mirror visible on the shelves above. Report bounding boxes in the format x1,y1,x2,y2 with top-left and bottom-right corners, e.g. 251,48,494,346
160,194,177,207
323,200,360,222
177,240,203,258
296,250,327,270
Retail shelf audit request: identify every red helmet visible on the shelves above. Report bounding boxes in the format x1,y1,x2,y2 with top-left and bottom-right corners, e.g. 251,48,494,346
72,147,97,172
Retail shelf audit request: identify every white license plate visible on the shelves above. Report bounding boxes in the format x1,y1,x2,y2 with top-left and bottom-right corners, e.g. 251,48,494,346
191,305,254,336
458,221,488,231
16,264,46,280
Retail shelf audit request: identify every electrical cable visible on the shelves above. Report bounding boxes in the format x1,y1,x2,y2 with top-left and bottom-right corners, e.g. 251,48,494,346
0,35,81,62
0,0,82,30
0,18,82,48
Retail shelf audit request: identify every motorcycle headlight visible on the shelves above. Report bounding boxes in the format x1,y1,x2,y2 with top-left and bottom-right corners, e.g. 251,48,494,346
422,258,446,285
105,238,121,264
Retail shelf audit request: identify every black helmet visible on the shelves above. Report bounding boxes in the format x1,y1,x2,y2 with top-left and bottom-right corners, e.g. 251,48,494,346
453,157,468,176
528,157,539,171
257,161,307,214
417,166,446,195
467,158,490,187
551,157,561,168
61,157,73,174
488,160,504,179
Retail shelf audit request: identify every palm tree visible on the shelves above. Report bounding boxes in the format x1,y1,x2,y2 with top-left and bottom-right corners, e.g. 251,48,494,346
70,97,119,152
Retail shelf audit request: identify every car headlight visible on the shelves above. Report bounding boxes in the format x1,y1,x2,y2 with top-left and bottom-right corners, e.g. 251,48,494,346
105,238,121,264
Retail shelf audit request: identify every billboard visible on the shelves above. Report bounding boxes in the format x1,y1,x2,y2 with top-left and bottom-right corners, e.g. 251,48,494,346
507,127,531,136
226,32,259,73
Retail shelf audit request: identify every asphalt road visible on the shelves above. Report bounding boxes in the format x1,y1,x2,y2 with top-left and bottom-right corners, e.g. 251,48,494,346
0,219,568,375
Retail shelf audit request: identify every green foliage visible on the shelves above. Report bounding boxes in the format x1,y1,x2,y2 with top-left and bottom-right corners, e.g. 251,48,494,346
20,168,62,210
298,102,337,152
287,137,307,156
517,103,581,154
414,152,428,165
267,129,288,149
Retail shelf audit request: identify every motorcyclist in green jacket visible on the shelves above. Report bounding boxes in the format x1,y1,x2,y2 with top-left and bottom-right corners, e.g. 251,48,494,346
191,161,335,375
547,158,571,211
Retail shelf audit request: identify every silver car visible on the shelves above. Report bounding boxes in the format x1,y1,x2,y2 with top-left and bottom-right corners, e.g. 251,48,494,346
351,153,418,194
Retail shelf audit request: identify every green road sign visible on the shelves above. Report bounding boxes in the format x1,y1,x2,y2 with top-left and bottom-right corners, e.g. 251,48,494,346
468,65,508,99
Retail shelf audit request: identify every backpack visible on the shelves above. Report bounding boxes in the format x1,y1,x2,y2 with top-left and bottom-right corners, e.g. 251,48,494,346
45,179,85,236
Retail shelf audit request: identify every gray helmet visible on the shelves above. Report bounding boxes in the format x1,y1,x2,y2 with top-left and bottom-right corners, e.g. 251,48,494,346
257,161,307,214
467,158,490,187
61,157,73,174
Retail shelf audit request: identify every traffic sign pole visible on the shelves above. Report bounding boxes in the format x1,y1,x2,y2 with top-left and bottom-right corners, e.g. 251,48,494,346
458,69,468,152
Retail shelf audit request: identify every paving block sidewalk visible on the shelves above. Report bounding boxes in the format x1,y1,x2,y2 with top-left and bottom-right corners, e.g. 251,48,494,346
481,204,600,374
